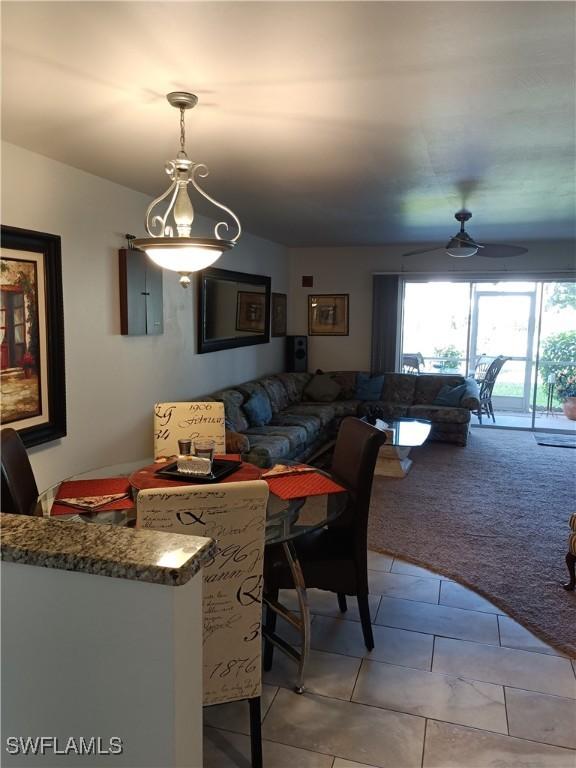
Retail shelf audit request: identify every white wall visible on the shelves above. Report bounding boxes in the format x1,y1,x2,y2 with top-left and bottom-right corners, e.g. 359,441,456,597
288,243,576,373
1,561,203,767
1,142,288,489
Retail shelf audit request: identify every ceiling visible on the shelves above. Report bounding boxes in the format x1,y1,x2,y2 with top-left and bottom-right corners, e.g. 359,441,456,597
2,1,575,247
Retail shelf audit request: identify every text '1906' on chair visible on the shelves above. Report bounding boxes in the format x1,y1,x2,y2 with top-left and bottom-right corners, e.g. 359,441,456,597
263,417,386,670
153,401,226,460
474,355,510,424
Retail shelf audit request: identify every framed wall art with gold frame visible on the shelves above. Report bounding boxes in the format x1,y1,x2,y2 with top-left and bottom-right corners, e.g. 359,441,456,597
308,294,349,336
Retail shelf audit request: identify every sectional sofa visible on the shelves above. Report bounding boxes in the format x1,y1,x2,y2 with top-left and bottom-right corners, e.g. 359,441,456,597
205,371,480,468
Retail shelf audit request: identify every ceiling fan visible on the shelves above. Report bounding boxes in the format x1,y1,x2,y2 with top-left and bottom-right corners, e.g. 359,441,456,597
402,210,529,259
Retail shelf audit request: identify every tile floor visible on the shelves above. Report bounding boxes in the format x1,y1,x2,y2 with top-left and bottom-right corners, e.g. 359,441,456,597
204,552,576,768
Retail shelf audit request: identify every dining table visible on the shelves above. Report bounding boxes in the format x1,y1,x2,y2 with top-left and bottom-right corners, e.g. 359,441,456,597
36,455,348,693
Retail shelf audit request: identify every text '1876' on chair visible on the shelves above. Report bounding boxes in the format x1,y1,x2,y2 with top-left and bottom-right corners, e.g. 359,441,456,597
136,480,269,768
474,355,510,424
263,417,386,670
1,427,39,515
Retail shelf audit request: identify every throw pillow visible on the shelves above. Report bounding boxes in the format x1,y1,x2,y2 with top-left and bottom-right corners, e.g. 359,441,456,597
355,372,385,401
433,383,469,407
243,392,273,427
304,373,341,403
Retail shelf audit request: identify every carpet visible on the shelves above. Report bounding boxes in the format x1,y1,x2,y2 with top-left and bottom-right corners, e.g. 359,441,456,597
534,432,576,449
368,428,576,657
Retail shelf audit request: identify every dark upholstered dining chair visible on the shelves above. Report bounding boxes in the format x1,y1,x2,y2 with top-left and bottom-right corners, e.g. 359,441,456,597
263,417,386,668
1,428,39,515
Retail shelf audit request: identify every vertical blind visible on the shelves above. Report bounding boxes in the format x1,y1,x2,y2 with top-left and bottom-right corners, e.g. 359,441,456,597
370,275,400,374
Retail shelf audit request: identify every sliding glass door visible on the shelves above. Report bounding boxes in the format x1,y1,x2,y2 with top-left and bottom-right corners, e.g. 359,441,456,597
469,283,536,413
399,278,575,433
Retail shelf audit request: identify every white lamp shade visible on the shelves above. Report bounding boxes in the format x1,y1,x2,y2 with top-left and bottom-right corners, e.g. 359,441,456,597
133,237,235,274
145,246,223,273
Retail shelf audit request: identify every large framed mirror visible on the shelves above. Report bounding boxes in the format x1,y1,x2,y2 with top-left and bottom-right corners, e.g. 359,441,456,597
198,267,271,353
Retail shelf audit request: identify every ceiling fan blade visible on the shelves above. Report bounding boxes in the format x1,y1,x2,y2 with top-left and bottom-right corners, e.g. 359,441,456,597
402,246,444,258
477,244,529,258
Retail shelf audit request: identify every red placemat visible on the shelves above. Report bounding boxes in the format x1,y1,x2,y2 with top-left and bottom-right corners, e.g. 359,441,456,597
52,477,132,516
265,471,346,500
129,455,261,491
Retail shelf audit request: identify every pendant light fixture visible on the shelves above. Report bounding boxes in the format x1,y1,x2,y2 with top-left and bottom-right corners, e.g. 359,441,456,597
133,92,241,287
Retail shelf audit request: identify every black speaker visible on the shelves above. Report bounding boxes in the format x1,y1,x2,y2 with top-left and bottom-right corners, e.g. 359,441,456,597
286,335,308,372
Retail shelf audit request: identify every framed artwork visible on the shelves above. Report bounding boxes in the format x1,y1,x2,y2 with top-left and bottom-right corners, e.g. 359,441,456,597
236,290,266,333
1,225,66,447
308,294,349,336
271,292,287,337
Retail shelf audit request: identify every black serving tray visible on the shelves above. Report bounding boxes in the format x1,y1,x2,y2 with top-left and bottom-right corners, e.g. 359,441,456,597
154,458,242,484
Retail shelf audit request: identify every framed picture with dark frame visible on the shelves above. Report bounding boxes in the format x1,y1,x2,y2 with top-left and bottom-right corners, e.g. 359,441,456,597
308,294,349,336
236,291,266,333
1,225,66,447
271,292,287,337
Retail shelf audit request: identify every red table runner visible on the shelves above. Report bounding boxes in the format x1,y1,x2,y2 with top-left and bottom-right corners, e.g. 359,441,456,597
51,477,133,516
264,472,346,500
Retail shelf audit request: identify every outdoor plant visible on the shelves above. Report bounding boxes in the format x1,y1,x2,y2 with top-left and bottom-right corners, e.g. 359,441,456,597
539,330,576,402
555,372,576,400
433,344,462,371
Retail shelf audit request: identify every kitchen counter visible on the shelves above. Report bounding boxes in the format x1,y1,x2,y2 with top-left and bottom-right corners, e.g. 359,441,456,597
0,512,214,586
1,512,210,766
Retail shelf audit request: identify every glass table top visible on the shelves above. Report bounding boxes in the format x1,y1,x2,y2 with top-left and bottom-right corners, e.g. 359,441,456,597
36,458,347,546
371,417,432,447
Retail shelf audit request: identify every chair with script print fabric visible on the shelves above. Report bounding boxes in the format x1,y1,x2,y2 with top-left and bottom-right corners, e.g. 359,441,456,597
153,401,226,460
136,480,269,768
1,427,39,515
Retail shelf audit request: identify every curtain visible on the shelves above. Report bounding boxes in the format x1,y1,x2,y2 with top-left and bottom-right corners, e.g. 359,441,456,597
371,275,400,374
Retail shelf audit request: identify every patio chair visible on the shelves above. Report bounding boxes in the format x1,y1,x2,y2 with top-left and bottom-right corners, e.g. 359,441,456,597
474,355,510,424
402,352,424,374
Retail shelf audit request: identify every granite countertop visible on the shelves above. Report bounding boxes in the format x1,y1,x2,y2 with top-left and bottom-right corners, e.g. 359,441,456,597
0,513,215,586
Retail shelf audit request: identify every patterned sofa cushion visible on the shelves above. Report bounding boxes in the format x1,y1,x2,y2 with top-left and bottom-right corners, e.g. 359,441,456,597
243,433,293,468
328,371,358,400
324,400,361,418
382,373,417,404
459,378,481,411
413,374,465,405
358,402,410,420
407,405,470,424
259,376,290,413
276,373,312,404
284,403,336,429
246,424,307,452
270,412,323,441
211,388,249,433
